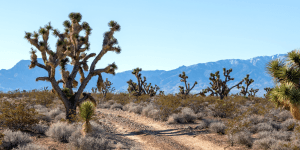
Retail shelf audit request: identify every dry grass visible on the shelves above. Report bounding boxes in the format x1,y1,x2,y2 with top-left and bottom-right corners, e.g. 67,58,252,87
1,88,300,149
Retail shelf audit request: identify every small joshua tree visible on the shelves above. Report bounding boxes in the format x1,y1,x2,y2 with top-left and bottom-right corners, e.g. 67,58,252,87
235,74,259,98
196,68,245,100
24,12,121,123
91,87,98,94
247,88,259,97
79,101,95,137
265,49,300,120
99,78,115,98
176,71,197,99
127,67,160,97
264,87,274,99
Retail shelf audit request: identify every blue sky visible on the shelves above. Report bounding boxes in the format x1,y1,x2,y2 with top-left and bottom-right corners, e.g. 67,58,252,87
1,0,300,73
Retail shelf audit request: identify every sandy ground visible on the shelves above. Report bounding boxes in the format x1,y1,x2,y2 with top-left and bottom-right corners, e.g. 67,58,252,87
96,108,228,150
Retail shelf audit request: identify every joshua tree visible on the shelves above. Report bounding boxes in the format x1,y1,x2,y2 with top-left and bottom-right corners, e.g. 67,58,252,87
99,78,115,98
177,71,197,98
127,67,160,97
40,86,49,92
196,68,245,100
265,50,300,120
263,87,274,98
237,74,253,96
234,74,259,98
24,12,121,123
91,87,98,94
247,88,259,97
158,91,165,96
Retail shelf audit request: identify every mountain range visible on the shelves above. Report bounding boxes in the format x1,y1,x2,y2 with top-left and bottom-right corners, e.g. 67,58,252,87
0,54,291,97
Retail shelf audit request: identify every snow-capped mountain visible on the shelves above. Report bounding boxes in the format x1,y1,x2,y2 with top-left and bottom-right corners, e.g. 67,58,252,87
0,54,290,97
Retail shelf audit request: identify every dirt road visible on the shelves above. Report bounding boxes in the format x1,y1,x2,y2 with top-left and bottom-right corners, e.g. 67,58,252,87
96,108,225,150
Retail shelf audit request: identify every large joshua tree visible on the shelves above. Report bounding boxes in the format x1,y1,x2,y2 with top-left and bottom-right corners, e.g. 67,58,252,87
265,50,300,120
24,12,121,123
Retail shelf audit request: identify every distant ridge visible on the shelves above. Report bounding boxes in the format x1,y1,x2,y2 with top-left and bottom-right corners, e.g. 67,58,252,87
0,53,289,97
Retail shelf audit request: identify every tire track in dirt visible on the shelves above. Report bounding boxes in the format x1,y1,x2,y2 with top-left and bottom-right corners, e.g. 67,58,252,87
96,108,224,150
97,109,189,150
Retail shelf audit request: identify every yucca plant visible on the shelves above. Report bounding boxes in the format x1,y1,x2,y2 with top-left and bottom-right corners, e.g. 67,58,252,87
79,101,96,137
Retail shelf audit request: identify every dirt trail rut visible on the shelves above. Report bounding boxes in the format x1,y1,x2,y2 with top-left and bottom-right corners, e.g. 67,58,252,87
96,108,225,150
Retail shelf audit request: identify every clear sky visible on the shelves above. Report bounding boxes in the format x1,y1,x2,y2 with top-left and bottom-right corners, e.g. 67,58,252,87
1,0,300,73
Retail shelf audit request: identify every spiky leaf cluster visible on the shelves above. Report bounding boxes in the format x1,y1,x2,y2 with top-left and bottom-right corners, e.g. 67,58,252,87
265,49,300,120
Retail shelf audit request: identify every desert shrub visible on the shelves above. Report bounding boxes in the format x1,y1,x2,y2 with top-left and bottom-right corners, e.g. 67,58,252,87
180,107,197,122
154,94,182,112
32,104,47,111
123,102,136,111
273,130,292,141
0,101,39,131
196,112,205,120
291,125,300,141
195,120,209,130
130,94,152,104
207,98,238,118
243,115,266,125
255,122,275,132
269,121,281,131
232,131,253,147
167,107,196,124
69,135,108,150
141,104,155,117
225,108,266,145
269,141,297,150
1,129,32,150
97,93,115,103
252,137,277,150
12,143,47,150
256,130,292,141
110,103,123,110
209,122,227,134
37,114,51,122
158,106,174,121
111,93,131,105
128,105,143,114
54,113,66,122
0,132,4,147
98,103,111,109
48,108,63,119
28,91,56,107
274,110,293,122
281,119,299,131
30,123,49,134
69,121,108,150
45,121,76,143
106,100,115,105
148,109,160,120
262,130,291,142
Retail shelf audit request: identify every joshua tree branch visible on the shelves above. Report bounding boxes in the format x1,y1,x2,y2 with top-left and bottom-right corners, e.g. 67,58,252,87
36,77,50,82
